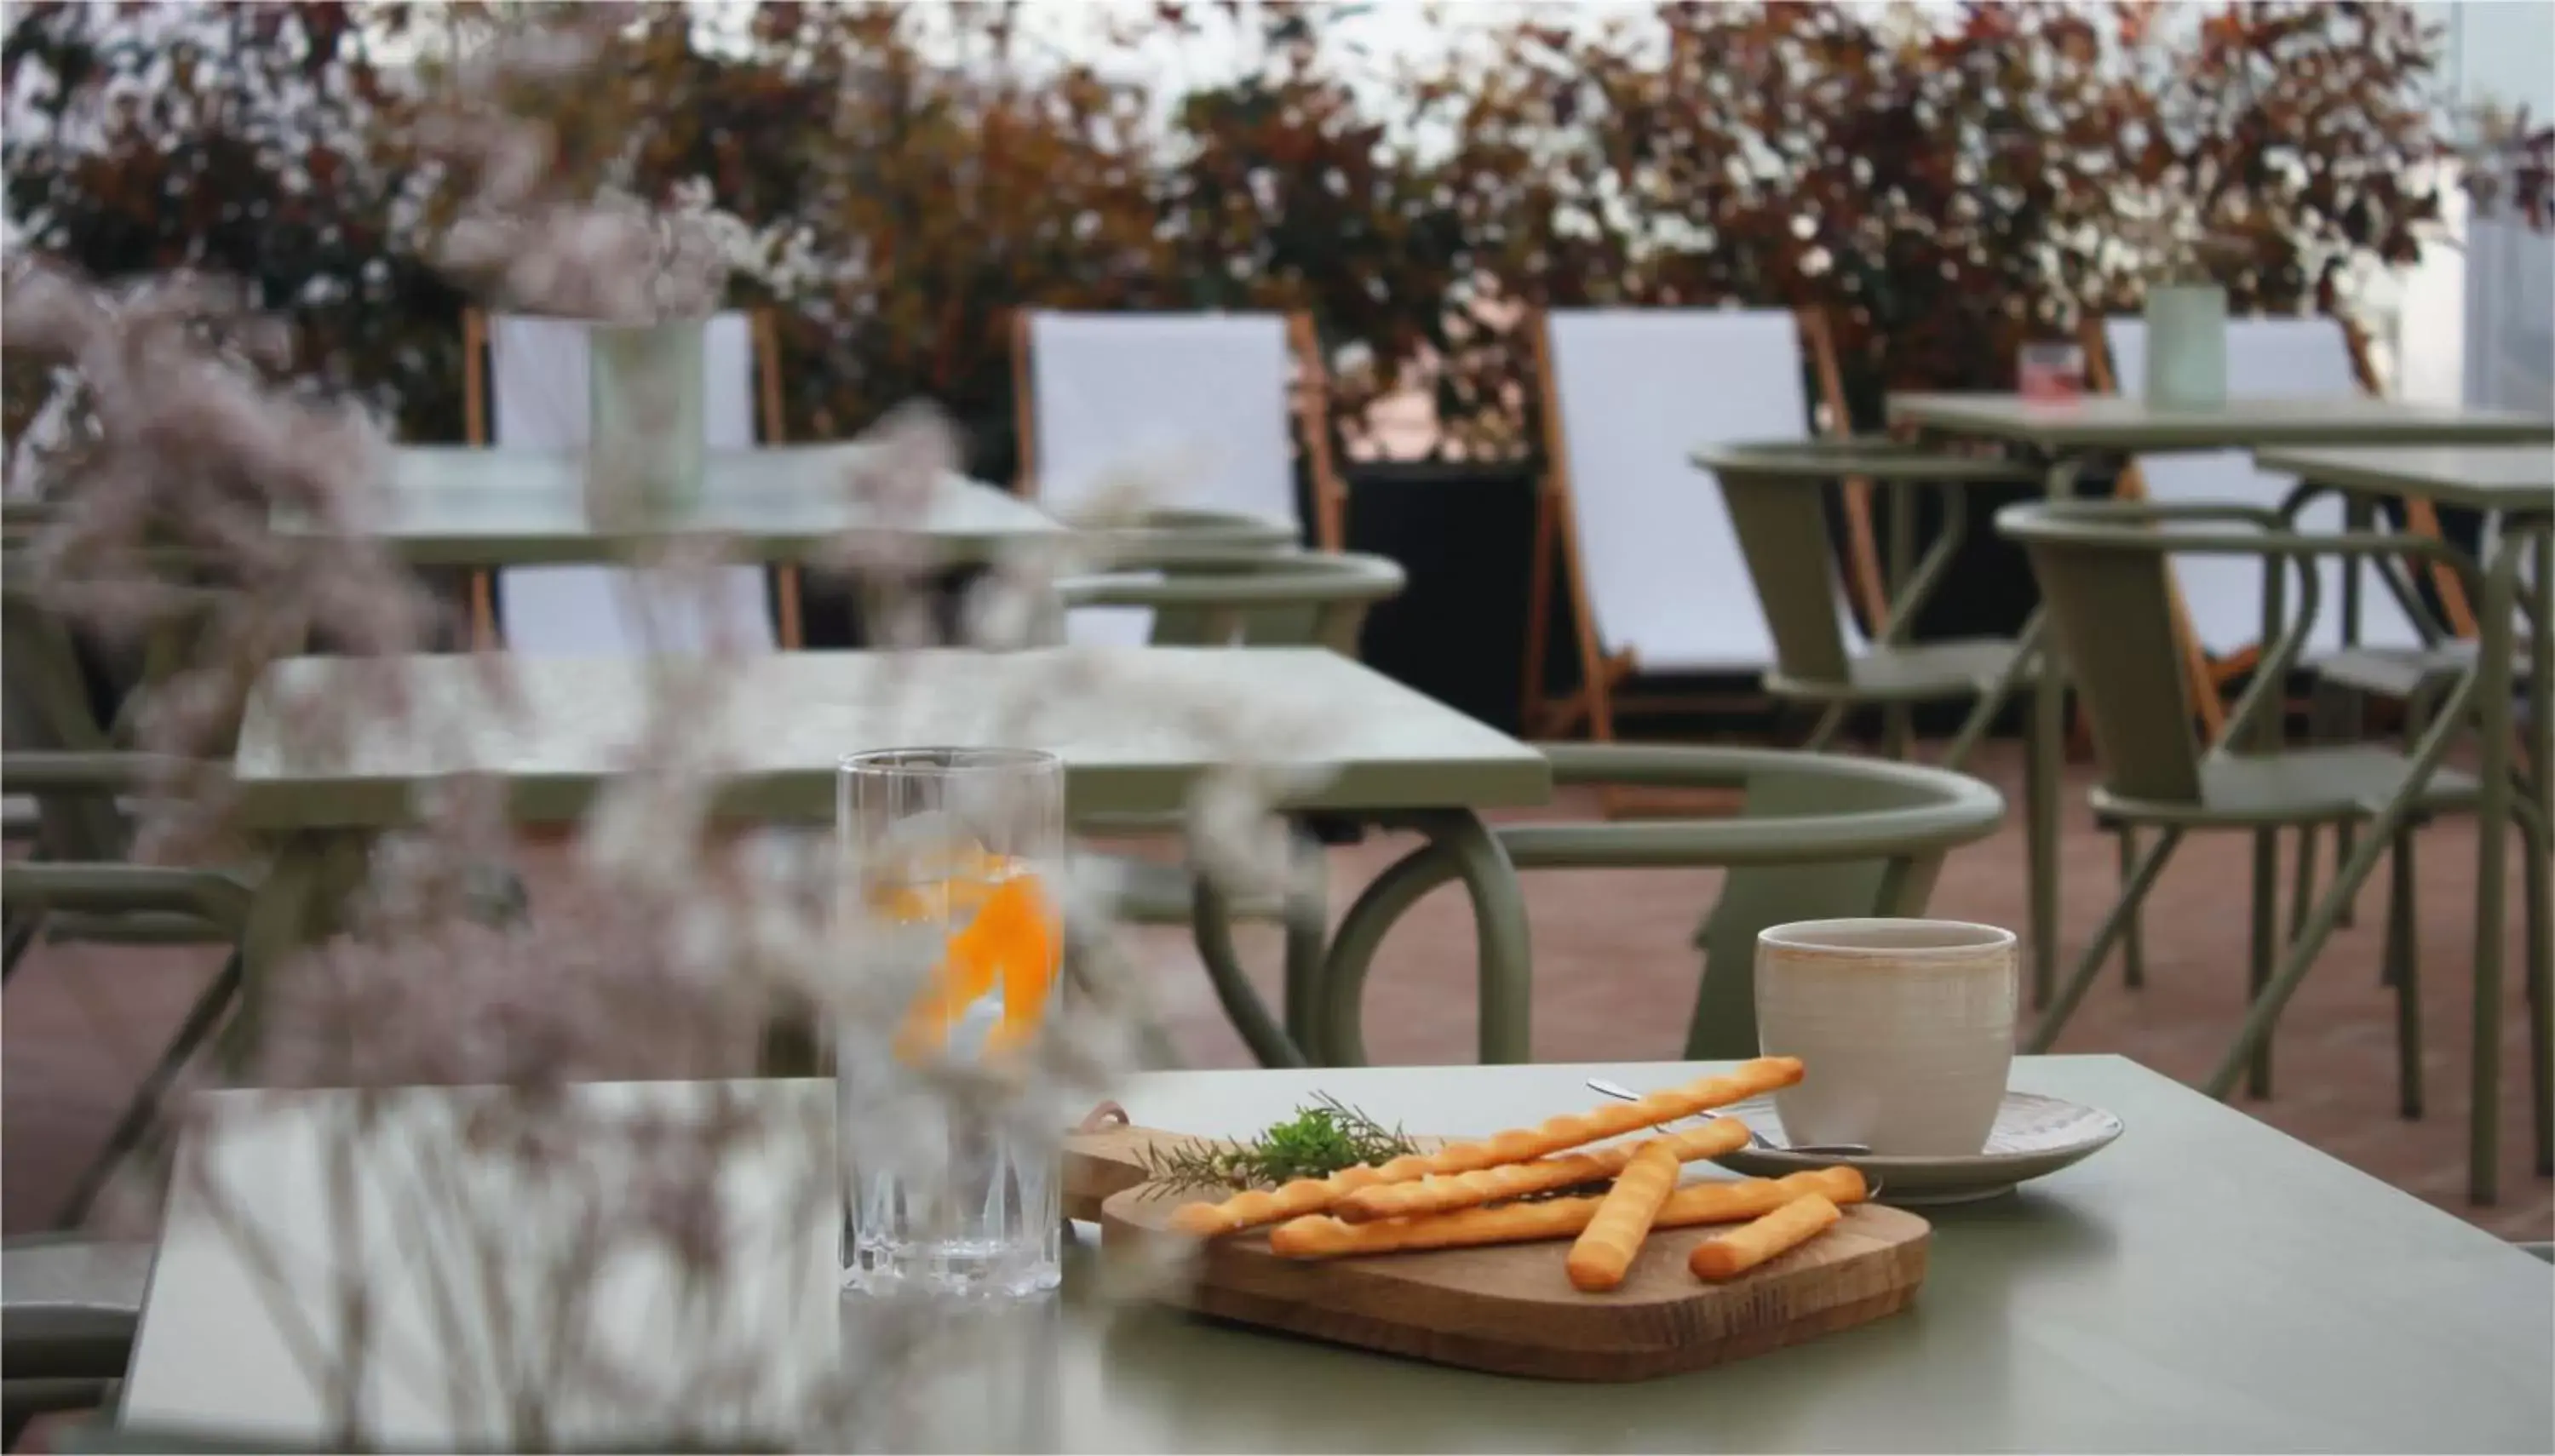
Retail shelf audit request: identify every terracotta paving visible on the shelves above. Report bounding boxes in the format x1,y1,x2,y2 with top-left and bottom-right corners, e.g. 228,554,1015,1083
5,742,2548,1247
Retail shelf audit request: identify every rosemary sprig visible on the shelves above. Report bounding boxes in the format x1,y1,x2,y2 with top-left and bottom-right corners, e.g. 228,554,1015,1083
1139,1094,1422,1193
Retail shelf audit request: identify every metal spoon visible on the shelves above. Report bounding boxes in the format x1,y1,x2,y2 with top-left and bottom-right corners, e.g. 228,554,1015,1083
1585,1077,1872,1157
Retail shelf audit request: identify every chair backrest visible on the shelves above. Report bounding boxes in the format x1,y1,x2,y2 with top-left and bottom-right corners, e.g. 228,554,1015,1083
1685,763,1961,1058
483,312,773,656
2099,316,2426,657
2000,504,2217,805
1053,551,1405,657
1539,309,1863,674
1698,445,1869,685
1019,311,1310,649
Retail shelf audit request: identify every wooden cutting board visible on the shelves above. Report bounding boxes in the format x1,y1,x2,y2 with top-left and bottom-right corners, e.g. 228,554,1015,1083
1064,1118,1931,1382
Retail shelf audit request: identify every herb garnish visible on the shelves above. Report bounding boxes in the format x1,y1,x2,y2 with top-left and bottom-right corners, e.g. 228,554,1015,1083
1140,1095,1422,1191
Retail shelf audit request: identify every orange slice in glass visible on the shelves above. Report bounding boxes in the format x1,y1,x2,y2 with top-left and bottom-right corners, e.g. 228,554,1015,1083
892,871,1061,1064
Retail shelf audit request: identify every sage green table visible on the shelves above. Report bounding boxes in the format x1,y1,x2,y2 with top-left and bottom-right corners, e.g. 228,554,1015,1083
284,444,1062,565
2250,444,2554,1204
224,646,1552,1064
111,1056,2554,1453
1886,394,2555,1017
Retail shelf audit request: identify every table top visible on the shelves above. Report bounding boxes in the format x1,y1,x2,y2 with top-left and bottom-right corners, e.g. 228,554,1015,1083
228,646,1553,829
2254,443,2555,516
1889,393,2555,455
117,1057,2552,1453
285,444,1062,565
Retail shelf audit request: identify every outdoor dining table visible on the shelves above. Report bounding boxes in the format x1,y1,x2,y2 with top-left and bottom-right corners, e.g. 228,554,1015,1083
286,444,1067,567
109,1055,2554,1453
1885,393,2555,1030
220,645,1552,1068
2248,443,2554,1205
290,444,1303,570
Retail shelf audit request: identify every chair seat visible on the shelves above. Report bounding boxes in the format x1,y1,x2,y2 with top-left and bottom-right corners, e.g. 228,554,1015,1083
1767,638,2035,705
2094,746,2480,828
2317,639,2536,700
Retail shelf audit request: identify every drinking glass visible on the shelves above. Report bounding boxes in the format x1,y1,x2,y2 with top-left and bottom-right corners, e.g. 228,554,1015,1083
838,747,1067,1297
2017,341,2086,402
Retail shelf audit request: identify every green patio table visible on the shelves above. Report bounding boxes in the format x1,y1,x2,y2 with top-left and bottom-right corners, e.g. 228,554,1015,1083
284,444,1304,568
108,1056,2554,1453
284,444,1063,565
221,646,1552,1065
1886,393,2555,1013
2248,443,2554,1204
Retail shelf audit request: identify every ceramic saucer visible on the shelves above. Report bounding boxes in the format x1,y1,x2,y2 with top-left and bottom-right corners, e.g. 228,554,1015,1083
1709,1091,2123,1206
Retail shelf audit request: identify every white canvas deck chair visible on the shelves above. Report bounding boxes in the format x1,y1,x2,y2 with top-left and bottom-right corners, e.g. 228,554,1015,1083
1012,309,1347,647
2090,315,2453,731
1520,307,1889,743
460,310,801,654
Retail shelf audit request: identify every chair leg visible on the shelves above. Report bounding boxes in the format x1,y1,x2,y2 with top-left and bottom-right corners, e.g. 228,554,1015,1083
1803,702,1851,754
2247,828,2277,1100
1880,704,1914,762
2314,680,2361,928
2028,827,2183,1052
2026,674,2063,1010
2288,824,2319,946
2523,811,2552,1177
2387,828,2423,1121
59,949,243,1229
2115,824,2145,989
2,909,41,983
1281,833,1330,1065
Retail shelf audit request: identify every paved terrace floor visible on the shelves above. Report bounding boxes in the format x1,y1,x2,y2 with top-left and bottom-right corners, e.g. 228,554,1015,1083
5,741,2546,1242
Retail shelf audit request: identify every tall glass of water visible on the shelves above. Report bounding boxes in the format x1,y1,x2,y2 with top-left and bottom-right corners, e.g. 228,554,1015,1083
837,748,1067,1297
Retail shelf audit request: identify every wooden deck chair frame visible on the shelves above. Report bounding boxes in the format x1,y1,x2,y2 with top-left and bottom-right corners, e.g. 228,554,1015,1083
459,308,799,649
1008,308,1350,551
2076,314,2477,739
1518,306,1893,747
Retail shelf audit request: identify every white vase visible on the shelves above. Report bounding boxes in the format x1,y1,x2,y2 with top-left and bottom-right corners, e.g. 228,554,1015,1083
586,318,707,525
2141,283,2229,411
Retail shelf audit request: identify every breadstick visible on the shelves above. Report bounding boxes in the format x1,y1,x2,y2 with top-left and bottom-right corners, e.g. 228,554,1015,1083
1167,1058,1800,1237
1268,1166,1863,1260
1565,1142,1681,1292
1688,1194,1842,1281
1335,1120,1748,1224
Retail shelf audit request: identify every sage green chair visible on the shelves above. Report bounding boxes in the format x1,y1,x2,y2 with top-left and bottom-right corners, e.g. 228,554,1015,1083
1315,743,2007,1064
1697,441,2066,1004
2000,499,2551,1182
1056,549,1408,1068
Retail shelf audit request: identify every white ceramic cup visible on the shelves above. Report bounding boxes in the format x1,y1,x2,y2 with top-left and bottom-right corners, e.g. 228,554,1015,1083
1754,918,2018,1156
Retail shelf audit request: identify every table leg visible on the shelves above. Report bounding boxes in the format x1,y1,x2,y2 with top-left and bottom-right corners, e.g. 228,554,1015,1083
1317,810,1532,1067
2529,529,2553,1177
2024,455,2084,1011
2463,530,2526,1205
225,830,370,1074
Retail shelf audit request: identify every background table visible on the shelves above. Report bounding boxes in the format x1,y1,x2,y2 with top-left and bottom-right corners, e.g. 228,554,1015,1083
117,1056,2554,1453
224,646,1553,1063
2254,443,2554,1203
294,444,1063,566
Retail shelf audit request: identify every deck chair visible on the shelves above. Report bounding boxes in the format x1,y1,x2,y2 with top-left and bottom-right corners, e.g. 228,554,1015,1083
1012,310,1349,648
460,310,799,652
3,1233,152,1447
1519,308,1892,747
